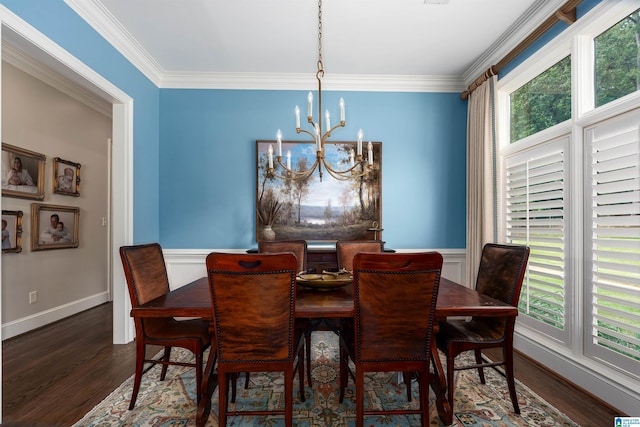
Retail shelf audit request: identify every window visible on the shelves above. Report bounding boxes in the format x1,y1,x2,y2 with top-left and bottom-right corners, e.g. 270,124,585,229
595,8,640,107
504,137,568,339
498,1,640,397
510,56,571,143
585,110,640,368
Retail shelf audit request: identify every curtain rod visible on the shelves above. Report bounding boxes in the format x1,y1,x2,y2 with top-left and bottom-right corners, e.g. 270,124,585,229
461,0,582,100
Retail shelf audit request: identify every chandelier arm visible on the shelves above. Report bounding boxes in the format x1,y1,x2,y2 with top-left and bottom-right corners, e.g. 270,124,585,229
273,156,319,179
323,163,370,181
323,160,372,177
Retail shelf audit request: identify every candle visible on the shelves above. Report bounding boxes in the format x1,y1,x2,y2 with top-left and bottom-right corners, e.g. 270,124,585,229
357,129,363,156
286,150,291,170
308,92,313,119
268,144,274,169
276,129,282,157
350,149,355,167
314,124,321,151
368,141,374,165
339,98,345,122
295,106,300,128
325,109,330,130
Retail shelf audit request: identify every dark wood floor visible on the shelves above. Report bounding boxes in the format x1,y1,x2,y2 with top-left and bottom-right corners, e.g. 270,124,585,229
2,302,622,426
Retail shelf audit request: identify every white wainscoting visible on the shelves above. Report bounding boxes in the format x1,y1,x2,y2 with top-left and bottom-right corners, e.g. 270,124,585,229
163,248,468,289
0,248,466,340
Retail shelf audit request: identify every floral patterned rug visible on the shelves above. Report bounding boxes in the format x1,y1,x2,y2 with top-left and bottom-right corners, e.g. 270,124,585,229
74,332,578,426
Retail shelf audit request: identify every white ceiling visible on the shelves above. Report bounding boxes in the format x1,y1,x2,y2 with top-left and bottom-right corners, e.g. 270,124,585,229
64,0,567,90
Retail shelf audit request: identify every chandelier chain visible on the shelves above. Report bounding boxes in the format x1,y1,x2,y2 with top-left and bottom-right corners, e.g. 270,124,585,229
317,0,323,74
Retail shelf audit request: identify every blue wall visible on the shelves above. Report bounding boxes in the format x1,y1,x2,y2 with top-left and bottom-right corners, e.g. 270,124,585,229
159,89,467,249
2,1,468,250
1,0,161,243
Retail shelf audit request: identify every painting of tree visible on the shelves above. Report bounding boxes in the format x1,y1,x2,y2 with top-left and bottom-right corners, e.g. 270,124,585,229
256,140,382,242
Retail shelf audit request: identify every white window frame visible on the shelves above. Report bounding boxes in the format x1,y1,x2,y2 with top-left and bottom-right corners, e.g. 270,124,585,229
495,0,640,410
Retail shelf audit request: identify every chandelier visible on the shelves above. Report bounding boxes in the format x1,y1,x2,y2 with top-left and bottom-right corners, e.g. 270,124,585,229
267,0,374,182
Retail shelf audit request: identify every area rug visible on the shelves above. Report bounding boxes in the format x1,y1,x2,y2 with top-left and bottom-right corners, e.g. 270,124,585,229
74,332,578,426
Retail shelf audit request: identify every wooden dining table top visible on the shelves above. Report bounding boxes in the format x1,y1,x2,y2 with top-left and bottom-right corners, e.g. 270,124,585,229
131,276,518,320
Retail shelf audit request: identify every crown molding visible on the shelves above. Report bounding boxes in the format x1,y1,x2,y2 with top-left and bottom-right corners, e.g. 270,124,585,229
64,0,164,86
160,71,465,92
462,0,567,86
3,41,112,117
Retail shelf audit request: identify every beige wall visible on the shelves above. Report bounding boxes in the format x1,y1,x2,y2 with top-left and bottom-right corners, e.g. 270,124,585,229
1,62,111,337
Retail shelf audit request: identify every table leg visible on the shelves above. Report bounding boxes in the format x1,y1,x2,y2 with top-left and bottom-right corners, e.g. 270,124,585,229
430,339,453,425
196,346,218,427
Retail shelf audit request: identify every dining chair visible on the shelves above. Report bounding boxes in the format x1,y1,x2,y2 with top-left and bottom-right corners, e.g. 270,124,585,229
435,243,530,414
257,239,313,387
335,240,384,271
203,252,305,427
119,243,211,410
258,239,308,274
339,251,443,427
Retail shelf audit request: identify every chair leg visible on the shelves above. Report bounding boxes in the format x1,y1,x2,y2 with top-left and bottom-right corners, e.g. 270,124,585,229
355,369,365,427
160,346,172,380
230,373,238,403
504,346,520,414
297,344,306,402
285,370,294,427
446,354,456,414
403,372,412,402
418,370,429,427
474,349,486,384
306,332,313,386
195,349,202,406
129,340,146,410
339,340,348,403
218,371,228,427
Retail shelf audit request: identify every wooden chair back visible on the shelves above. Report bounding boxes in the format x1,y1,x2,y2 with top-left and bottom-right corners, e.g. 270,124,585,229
336,240,383,271
120,242,170,307
258,239,308,274
353,251,443,364
470,243,530,335
205,252,303,426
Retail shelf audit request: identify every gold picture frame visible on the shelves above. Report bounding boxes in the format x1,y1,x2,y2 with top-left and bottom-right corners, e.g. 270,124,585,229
2,210,23,253
31,203,79,251
256,140,382,242
53,157,81,196
1,143,46,200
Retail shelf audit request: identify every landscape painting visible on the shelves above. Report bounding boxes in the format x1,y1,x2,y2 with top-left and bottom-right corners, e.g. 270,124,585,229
256,140,382,243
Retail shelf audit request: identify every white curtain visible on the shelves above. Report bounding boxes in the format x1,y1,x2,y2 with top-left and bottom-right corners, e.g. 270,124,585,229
465,75,497,287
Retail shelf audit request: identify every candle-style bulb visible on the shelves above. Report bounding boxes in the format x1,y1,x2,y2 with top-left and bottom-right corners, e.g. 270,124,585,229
367,141,374,165
276,129,282,157
295,106,301,128
350,149,355,167
286,150,291,170
307,92,313,119
339,98,345,122
268,144,274,169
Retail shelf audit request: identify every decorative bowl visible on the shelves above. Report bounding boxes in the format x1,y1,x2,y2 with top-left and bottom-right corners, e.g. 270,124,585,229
296,271,352,289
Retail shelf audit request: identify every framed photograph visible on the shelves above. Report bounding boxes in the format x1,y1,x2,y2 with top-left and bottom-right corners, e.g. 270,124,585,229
2,210,23,253
256,140,382,242
31,204,79,251
53,157,81,196
1,143,45,200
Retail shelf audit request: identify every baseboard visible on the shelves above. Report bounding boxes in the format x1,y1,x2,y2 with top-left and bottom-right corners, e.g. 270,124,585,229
1,291,110,340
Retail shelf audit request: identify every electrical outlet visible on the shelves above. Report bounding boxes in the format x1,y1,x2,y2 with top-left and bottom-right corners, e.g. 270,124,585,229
29,291,38,304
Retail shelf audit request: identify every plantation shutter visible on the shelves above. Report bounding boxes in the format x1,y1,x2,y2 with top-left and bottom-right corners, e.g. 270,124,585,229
504,137,567,337
586,111,640,368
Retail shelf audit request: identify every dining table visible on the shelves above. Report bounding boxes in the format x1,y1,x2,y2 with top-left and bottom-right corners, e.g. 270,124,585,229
131,275,518,426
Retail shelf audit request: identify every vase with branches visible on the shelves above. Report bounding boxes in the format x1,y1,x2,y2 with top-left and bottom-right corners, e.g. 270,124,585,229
257,189,282,240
